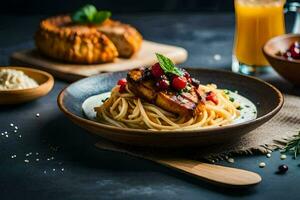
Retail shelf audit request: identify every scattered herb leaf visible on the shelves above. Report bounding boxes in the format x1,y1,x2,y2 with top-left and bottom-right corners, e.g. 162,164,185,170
224,90,230,95
92,11,111,23
229,97,235,102
155,53,184,76
101,97,109,103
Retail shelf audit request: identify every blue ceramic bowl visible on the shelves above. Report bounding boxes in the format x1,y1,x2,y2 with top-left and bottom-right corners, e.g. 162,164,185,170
57,68,283,147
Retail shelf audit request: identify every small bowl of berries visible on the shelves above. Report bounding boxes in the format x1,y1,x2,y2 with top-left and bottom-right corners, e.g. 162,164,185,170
263,34,300,86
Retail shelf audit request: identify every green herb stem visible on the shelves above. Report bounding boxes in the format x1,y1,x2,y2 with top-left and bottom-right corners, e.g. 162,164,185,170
282,131,300,159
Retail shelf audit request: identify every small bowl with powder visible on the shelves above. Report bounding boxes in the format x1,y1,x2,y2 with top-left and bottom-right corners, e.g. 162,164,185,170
0,67,54,104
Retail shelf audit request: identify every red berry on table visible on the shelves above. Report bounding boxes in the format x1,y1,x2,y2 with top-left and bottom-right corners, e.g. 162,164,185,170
156,79,170,90
151,63,164,78
172,76,187,90
206,91,219,105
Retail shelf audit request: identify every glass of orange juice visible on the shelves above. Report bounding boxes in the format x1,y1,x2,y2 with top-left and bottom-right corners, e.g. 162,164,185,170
232,0,286,75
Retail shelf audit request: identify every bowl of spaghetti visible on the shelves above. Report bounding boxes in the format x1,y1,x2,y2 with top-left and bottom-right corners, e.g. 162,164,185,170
58,54,283,147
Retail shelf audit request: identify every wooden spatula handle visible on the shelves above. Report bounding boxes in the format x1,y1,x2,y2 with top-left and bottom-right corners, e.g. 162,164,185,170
95,142,261,187
153,158,262,187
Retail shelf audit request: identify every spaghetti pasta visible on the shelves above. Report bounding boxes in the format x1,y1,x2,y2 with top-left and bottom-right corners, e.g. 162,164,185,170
95,84,240,131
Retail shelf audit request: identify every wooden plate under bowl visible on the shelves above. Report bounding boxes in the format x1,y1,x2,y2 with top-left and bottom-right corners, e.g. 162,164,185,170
57,68,283,148
0,66,54,104
263,34,300,86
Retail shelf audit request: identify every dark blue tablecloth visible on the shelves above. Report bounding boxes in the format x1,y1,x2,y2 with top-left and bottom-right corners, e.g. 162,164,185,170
1,14,300,200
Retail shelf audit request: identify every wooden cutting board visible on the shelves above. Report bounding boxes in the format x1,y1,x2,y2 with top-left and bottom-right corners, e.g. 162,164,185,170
10,40,188,82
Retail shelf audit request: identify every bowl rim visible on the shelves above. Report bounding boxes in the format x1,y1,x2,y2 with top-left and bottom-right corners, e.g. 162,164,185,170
57,68,284,136
0,66,54,93
263,33,300,64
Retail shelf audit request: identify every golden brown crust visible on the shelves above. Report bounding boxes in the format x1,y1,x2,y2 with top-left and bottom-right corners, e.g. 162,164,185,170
35,15,118,64
97,19,143,58
35,15,143,64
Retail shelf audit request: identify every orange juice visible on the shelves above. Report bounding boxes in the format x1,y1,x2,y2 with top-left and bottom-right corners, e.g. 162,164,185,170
234,0,285,66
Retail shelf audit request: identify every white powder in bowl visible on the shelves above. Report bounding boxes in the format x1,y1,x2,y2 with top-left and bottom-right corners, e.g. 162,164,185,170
0,69,39,90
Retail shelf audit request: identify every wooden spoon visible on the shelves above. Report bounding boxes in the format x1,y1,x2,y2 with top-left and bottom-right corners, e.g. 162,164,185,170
95,141,262,187
150,157,261,187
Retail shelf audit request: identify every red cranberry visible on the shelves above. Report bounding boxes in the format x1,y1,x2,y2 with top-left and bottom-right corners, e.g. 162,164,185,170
289,46,300,59
172,76,187,90
206,91,218,105
290,41,300,49
151,63,164,78
117,78,127,93
117,78,127,86
156,79,170,90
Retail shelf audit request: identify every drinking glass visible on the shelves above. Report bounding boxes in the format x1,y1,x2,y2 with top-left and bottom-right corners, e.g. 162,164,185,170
232,0,286,75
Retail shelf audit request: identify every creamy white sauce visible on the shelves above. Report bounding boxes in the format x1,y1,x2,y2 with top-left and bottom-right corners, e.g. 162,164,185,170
82,92,111,120
82,91,257,125
0,69,39,90
228,91,257,124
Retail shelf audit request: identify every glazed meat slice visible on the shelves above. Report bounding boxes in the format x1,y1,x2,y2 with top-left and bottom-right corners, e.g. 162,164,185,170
156,92,197,116
97,19,143,58
127,68,200,116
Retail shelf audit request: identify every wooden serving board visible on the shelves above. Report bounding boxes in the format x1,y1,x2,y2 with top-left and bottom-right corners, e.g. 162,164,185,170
10,40,188,82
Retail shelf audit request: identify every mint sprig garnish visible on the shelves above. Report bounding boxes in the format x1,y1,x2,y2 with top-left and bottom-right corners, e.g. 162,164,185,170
72,4,111,24
155,53,183,76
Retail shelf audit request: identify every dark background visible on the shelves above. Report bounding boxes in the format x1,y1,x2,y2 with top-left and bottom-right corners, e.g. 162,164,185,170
2,0,299,15
1,0,299,15
1,0,236,14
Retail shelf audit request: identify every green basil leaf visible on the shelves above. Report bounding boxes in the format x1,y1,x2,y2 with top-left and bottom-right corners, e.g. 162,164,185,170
72,4,111,24
92,11,111,24
72,10,87,23
155,53,183,76
82,4,97,21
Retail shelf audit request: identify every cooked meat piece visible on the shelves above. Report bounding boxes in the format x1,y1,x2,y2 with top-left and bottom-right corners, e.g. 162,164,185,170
127,68,201,116
156,92,197,116
127,69,156,101
97,19,143,58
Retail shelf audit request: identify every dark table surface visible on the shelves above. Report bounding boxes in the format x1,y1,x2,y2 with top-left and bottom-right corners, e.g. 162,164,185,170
1,13,300,200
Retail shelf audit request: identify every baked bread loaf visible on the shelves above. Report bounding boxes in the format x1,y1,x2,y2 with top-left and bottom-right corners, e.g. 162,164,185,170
35,15,143,64
98,19,143,58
